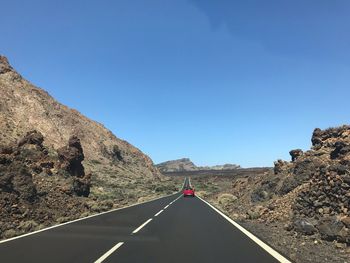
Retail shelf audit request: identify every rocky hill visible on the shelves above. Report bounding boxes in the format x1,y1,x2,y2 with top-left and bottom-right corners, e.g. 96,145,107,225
193,125,350,262
156,158,240,173
0,55,179,240
0,56,159,179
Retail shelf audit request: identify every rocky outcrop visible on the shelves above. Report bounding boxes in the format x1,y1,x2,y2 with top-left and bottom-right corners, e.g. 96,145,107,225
57,136,90,196
57,136,85,178
272,125,350,244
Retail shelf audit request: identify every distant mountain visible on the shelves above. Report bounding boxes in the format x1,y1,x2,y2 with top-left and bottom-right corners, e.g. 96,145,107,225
156,158,240,173
198,164,241,170
156,158,198,173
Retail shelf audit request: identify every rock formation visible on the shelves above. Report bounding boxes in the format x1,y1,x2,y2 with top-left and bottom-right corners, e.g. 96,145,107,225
272,125,350,244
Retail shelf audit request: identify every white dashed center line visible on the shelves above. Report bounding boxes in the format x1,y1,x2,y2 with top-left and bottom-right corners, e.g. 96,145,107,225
132,218,153,234
94,242,124,263
164,205,169,209
154,210,164,217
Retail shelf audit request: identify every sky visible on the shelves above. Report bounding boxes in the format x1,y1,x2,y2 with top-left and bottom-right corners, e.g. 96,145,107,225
1,0,350,167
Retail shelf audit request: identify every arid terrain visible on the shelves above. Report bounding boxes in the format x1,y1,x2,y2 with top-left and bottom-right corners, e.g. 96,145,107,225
0,56,181,240
168,126,350,263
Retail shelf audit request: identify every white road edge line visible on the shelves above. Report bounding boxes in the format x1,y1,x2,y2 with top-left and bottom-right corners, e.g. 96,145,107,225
0,191,182,244
132,218,152,234
154,210,164,217
197,196,292,263
94,242,124,263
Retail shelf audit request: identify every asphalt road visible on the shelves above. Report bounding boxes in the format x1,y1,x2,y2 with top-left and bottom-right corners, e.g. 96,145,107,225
0,178,290,263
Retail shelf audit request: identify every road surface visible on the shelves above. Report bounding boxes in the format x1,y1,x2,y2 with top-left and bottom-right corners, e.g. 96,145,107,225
0,178,290,263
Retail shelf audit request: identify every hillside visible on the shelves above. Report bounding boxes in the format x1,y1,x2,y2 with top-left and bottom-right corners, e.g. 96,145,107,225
156,158,240,173
0,55,179,240
0,56,174,199
0,56,158,179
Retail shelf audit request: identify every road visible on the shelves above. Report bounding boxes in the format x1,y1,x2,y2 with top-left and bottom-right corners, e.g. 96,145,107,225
0,178,290,263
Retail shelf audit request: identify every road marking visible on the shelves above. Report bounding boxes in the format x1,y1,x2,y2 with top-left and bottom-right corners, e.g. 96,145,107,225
197,196,292,263
181,177,187,189
94,242,124,263
0,192,179,244
132,218,152,234
164,205,169,209
154,210,164,217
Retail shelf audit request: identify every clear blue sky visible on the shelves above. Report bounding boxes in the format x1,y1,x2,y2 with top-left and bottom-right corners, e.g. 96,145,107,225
1,0,350,167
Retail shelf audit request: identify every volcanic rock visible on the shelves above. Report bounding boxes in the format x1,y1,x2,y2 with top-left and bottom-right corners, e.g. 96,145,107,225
57,136,85,178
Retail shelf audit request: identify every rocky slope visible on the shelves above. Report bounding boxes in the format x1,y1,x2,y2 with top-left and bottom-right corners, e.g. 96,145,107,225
0,55,171,202
156,158,240,173
190,125,350,263
0,55,159,180
0,56,180,240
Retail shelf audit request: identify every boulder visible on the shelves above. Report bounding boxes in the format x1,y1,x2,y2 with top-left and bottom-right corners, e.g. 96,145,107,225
293,218,317,235
317,217,344,241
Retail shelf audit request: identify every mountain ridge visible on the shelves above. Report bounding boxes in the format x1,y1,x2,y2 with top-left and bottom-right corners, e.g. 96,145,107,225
156,158,240,173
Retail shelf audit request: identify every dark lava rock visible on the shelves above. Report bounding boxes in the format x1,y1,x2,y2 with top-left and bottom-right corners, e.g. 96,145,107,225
111,145,123,162
18,130,44,148
73,175,91,197
293,218,317,235
330,141,350,160
311,128,323,148
273,159,288,175
0,145,14,155
0,163,37,202
251,178,279,202
289,149,303,162
317,217,344,241
57,136,85,178
279,177,300,195
57,136,90,196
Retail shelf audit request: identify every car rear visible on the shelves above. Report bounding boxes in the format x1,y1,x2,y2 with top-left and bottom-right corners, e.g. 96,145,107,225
183,188,195,197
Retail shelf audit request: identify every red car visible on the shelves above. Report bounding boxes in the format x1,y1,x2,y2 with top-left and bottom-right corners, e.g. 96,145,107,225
183,187,195,197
